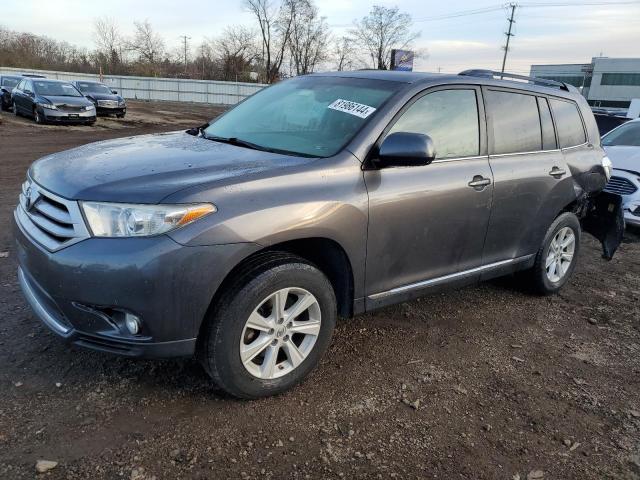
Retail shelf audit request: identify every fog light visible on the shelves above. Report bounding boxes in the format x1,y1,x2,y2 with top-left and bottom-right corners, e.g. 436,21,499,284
125,313,141,335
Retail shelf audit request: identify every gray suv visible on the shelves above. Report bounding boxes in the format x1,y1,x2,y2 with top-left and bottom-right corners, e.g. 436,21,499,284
14,70,623,398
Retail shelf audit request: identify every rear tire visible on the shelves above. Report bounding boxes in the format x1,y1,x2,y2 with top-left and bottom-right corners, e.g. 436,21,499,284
526,212,581,295
198,252,337,399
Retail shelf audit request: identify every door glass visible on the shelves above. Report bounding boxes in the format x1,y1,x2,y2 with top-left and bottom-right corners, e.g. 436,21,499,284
538,97,558,150
387,89,480,159
549,98,587,148
486,90,542,154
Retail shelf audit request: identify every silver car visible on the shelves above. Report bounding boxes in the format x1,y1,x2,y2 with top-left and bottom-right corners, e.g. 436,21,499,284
603,118,640,227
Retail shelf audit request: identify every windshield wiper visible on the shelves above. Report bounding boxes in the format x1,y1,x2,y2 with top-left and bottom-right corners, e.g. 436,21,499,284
202,134,277,153
199,131,319,158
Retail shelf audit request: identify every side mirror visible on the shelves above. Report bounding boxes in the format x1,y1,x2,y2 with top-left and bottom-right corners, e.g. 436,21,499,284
376,132,436,168
111,90,118,94
25,90,34,97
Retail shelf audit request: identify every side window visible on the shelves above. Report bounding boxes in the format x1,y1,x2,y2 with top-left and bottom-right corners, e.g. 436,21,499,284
25,80,33,92
388,89,480,159
486,90,542,154
17,79,25,90
537,97,557,150
549,99,587,148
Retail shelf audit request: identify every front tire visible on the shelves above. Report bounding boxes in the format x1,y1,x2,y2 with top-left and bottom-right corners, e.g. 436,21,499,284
13,101,19,116
198,252,337,399
34,107,44,124
527,212,581,295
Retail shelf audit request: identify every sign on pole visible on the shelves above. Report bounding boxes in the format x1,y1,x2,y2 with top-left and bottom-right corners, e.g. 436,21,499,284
391,49,414,71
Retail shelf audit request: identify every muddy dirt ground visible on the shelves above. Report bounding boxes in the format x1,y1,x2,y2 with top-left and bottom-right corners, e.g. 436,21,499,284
0,100,639,480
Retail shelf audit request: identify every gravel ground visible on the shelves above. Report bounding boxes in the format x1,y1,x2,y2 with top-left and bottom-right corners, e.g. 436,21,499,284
0,100,639,480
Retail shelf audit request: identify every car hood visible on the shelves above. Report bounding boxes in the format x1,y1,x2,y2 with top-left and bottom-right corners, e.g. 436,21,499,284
605,145,640,175
86,92,122,101
41,95,93,107
30,131,313,203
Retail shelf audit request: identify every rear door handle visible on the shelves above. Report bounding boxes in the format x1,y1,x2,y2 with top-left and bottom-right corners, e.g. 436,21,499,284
468,176,491,190
549,167,567,178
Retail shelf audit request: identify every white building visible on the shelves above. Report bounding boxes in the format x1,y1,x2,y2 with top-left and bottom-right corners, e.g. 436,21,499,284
530,57,640,109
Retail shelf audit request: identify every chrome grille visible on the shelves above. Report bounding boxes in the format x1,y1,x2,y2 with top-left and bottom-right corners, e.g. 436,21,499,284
57,104,85,112
604,176,638,196
97,100,118,107
17,179,90,252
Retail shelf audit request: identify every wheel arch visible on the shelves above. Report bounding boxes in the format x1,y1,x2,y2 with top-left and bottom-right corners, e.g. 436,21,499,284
198,237,356,342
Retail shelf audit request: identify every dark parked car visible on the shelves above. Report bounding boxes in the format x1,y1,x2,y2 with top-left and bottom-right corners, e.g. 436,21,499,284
0,75,22,111
594,112,630,136
72,80,126,118
12,78,96,125
14,70,622,398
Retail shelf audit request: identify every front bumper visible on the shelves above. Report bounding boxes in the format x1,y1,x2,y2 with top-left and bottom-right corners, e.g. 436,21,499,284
42,108,96,123
624,208,640,227
96,105,126,116
14,212,257,358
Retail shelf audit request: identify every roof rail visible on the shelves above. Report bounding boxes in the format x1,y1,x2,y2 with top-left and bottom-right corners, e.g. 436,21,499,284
458,69,578,93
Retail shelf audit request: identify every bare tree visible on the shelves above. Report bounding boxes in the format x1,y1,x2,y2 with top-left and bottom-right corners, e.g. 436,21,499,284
93,17,123,71
333,35,357,71
214,25,259,81
94,17,121,56
128,20,165,67
351,5,419,70
288,0,329,75
244,0,295,83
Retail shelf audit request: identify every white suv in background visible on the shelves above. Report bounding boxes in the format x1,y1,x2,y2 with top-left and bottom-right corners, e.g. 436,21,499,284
603,118,640,227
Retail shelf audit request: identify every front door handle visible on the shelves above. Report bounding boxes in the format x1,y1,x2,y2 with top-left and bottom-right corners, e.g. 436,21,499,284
549,166,567,178
468,176,491,190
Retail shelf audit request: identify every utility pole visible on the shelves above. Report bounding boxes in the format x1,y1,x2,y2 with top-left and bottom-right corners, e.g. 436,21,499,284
501,3,517,77
179,35,191,73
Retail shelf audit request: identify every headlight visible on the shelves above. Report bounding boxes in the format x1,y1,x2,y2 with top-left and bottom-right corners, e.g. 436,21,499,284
80,202,216,237
85,105,95,111
602,155,613,182
39,103,57,110
118,100,126,106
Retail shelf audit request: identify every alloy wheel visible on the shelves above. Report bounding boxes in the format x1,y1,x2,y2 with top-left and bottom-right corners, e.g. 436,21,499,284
545,226,576,283
240,287,321,380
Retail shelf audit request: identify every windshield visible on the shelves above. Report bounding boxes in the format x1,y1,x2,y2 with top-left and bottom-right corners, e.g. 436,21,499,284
204,76,401,157
1,77,20,88
602,121,640,147
33,81,82,97
77,82,113,94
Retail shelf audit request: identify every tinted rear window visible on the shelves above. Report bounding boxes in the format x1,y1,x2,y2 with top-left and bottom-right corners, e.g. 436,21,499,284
549,99,586,148
486,90,542,155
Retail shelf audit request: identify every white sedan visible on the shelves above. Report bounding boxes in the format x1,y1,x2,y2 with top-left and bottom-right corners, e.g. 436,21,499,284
603,118,640,227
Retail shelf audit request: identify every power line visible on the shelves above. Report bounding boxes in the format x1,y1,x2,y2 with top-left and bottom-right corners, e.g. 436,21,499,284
328,0,640,28
520,1,640,6
413,6,506,22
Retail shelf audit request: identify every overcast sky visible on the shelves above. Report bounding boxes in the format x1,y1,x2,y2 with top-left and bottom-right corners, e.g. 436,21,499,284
3,0,640,74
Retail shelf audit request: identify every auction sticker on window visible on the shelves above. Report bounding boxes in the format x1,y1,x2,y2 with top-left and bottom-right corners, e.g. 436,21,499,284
328,99,376,119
